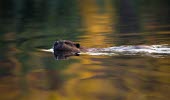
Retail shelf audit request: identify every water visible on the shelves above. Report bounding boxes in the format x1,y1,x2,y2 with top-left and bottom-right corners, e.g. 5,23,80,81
0,0,170,100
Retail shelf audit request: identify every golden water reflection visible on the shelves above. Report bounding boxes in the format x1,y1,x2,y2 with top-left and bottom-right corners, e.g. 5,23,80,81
78,0,114,47
0,0,170,100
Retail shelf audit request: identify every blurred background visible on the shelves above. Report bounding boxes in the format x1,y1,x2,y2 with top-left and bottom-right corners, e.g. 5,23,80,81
0,0,170,100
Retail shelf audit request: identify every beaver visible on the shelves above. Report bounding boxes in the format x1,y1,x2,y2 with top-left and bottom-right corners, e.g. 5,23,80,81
53,40,87,53
53,40,88,59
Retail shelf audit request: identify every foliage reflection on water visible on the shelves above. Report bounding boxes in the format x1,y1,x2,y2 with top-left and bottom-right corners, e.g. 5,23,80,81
0,0,170,100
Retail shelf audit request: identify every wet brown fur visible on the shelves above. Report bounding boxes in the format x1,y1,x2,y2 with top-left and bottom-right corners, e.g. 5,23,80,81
53,40,87,52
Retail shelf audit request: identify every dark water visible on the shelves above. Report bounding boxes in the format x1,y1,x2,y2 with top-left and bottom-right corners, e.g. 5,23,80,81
0,0,170,100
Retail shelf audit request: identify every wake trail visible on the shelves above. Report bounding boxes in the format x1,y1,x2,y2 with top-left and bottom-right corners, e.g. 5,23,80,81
39,44,170,58
81,44,170,57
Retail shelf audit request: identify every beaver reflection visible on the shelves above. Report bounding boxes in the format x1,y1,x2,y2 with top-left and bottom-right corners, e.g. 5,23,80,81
54,51,79,60
53,40,82,60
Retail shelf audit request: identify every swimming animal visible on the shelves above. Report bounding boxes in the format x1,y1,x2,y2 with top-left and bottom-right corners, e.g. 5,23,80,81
53,40,87,53
50,40,170,59
53,40,88,59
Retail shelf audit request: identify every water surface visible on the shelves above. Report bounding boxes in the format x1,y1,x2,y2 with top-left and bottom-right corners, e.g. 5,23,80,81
0,0,170,100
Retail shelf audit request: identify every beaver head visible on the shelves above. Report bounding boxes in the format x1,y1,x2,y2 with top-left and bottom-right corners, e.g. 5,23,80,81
53,40,81,52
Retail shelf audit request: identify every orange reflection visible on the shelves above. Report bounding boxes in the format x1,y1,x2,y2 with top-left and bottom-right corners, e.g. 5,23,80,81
78,0,114,47
63,0,116,99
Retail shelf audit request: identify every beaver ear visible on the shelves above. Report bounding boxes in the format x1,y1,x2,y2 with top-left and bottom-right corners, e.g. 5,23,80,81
75,43,80,48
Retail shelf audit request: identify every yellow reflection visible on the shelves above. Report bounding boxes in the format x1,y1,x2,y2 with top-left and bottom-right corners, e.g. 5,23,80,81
0,32,21,100
78,0,114,47
63,0,116,99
